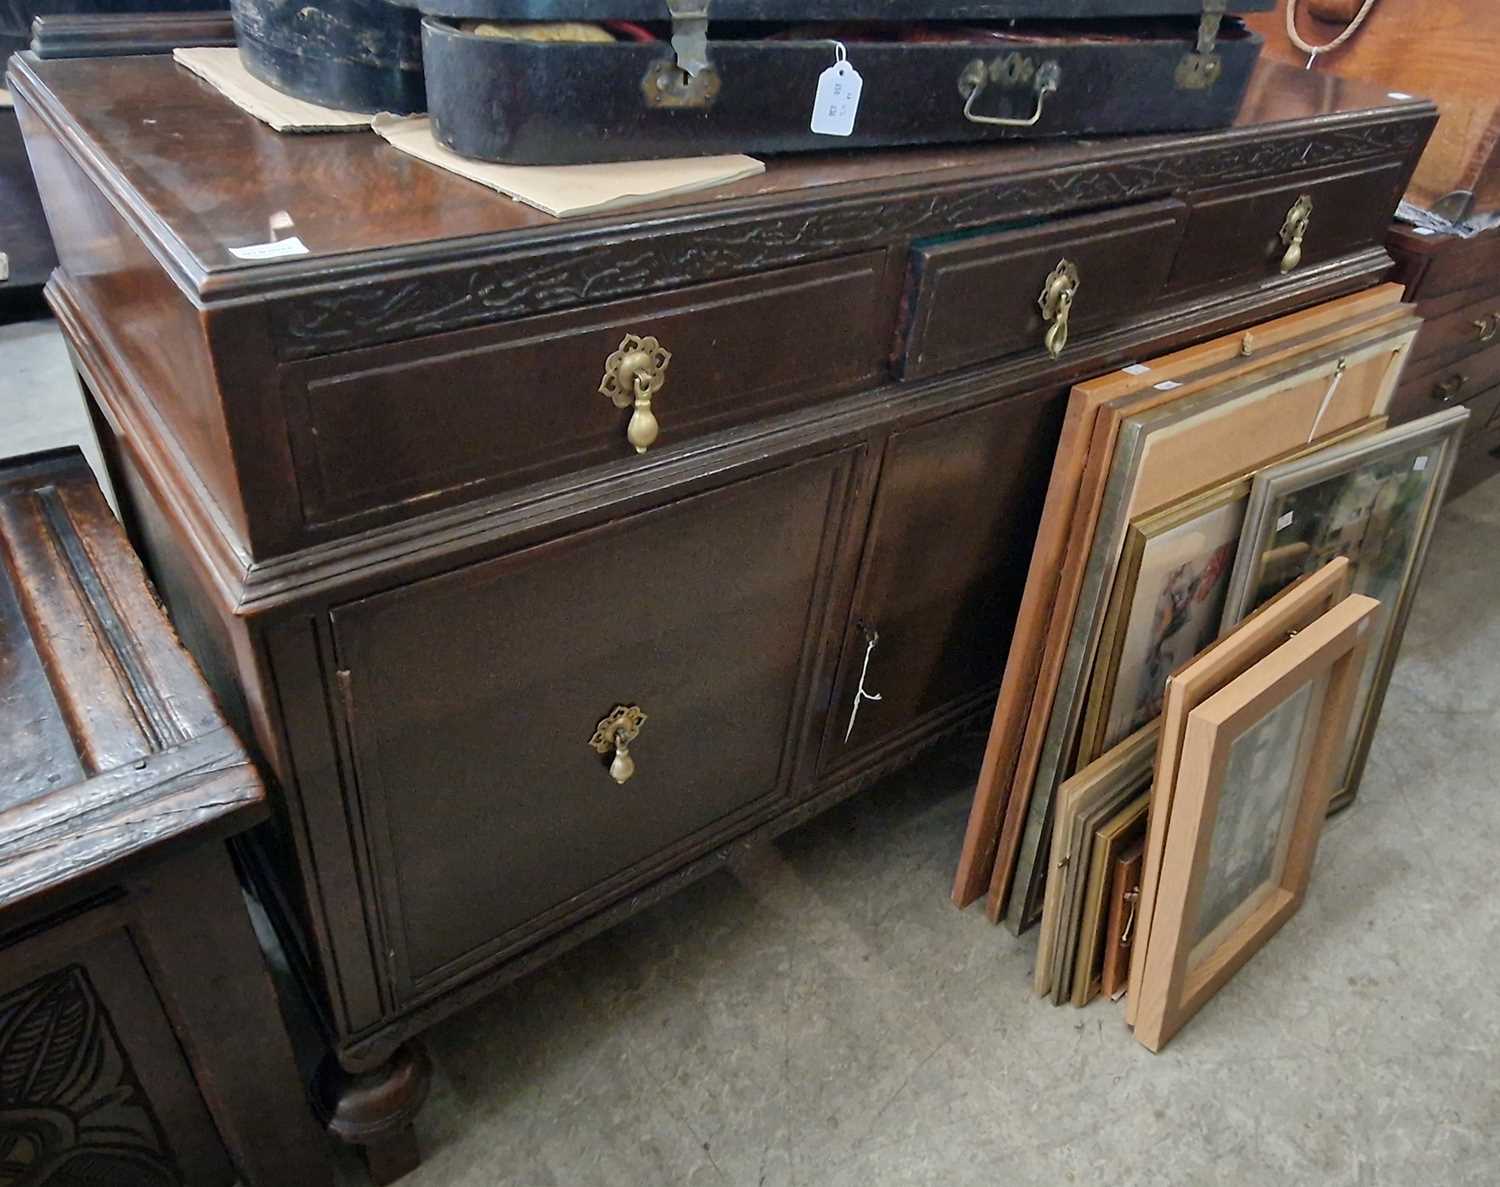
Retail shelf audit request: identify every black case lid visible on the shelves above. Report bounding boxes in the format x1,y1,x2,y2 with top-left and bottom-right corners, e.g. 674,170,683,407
393,1,1274,21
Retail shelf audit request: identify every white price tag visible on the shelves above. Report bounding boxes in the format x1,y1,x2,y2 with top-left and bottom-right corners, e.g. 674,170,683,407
1276,510,1295,532
1122,363,1152,375
810,49,863,137
1153,379,1182,391
1414,455,1429,471
228,235,309,261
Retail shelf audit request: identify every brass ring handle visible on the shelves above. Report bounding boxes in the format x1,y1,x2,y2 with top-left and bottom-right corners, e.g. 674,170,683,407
1278,194,1314,273
1432,375,1467,404
1038,258,1080,361
589,704,647,784
1475,315,1499,343
958,57,1061,128
600,334,671,455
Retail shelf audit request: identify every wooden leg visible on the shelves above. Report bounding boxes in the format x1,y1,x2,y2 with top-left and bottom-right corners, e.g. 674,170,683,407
362,1126,422,1185
314,1041,432,1186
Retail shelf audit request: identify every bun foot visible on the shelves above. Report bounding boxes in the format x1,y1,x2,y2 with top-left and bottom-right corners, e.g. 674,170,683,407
314,1041,432,1185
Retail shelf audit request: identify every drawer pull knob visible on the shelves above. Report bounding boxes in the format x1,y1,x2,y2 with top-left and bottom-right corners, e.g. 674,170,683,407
600,334,672,455
958,56,1061,128
1433,375,1468,404
1278,194,1314,273
589,704,647,785
1038,258,1080,360
1475,315,1498,343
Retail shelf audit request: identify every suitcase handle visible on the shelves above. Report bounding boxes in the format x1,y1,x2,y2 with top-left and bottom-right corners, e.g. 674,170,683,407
958,57,1060,129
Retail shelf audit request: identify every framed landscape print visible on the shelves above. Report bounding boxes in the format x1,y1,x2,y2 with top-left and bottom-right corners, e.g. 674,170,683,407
1220,407,1468,811
1132,592,1380,1053
1123,558,1353,1028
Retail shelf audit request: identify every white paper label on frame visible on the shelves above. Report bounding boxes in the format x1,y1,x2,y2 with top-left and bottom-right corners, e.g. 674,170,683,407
1276,510,1295,532
1122,363,1152,375
811,58,863,136
1414,455,1429,471
1153,380,1182,391
228,235,309,261
1388,91,1413,100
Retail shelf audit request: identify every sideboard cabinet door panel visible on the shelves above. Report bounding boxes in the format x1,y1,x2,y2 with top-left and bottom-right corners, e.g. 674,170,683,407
331,451,856,1000
819,387,1064,775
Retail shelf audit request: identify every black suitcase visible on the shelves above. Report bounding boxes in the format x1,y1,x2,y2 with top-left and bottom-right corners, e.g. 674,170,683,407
404,1,1270,164
231,0,425,114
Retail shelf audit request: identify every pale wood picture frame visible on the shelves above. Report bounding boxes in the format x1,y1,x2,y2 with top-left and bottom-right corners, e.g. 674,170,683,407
1132,592,1380,1053
1124,557,1354,1028
952,285,1409,915
1219,406,1469,812
1007,319,1416,932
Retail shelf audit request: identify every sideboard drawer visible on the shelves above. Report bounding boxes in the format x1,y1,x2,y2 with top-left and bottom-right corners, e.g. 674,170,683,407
329,450,857,1001
1388,339,1500,424
1165,158,1407,293
283,253,888,529
1409,289,1500,371
898,199,1187,380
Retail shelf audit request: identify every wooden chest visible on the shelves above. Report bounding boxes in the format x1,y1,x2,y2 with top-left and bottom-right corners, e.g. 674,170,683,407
8,49,1431,1180
0,448,331,1187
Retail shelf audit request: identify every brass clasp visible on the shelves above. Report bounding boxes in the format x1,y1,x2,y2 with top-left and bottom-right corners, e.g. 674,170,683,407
1279,194,1314,273
1038,259,1080,360
600,334,672,455
590,704,647,785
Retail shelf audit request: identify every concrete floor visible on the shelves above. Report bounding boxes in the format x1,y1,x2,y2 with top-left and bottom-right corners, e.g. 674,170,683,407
6,312,1498,1186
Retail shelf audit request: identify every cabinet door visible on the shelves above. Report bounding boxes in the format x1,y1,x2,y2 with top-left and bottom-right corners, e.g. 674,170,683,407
331,452,857,1001
819,389,1063,775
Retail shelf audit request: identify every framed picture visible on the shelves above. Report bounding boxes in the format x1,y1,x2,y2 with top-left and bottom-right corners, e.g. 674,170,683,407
1078,420,1385,771
1101,836,1145,1000
1079,482,1249,765
1132,592,1380,1052
1219,406,1469,811
1071,790,1149,1007
954,286,1411,919
1034,721,1156,1001
1007,316,1417,932
1123,558,1354,1028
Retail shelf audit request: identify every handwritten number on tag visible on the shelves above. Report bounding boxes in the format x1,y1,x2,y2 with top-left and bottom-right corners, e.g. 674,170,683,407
811,62,863,137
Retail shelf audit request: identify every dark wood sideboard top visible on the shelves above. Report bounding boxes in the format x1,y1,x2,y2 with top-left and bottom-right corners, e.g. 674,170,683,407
8,52,1431,298
0,448,266,929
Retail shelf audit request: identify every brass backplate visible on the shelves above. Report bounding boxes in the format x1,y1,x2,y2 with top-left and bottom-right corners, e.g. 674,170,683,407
643,60,721,109
590,704,647,754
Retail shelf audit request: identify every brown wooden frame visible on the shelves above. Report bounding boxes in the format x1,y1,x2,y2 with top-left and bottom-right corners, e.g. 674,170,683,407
1124,556,1353,1027
1132,590,1379,1052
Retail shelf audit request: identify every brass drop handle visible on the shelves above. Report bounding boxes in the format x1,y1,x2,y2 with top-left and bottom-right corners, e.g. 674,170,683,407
1474,315,1499,343
1038,258,1080,360
1278,194,1314,273
1432,374,1468,404
600,334,672,455
589,704,647,785
958,56,1061,128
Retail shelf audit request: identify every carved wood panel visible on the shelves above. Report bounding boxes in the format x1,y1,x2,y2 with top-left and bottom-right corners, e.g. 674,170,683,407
273,119,1425,357
0,967,178,1186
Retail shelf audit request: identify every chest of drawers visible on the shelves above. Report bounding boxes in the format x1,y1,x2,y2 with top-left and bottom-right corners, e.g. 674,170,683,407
8,49,1431,1181
1386,222,1500,495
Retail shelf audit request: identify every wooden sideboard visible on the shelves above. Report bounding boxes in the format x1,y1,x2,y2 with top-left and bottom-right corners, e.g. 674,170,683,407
1386,222,1500,494
8,50,1433,1180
